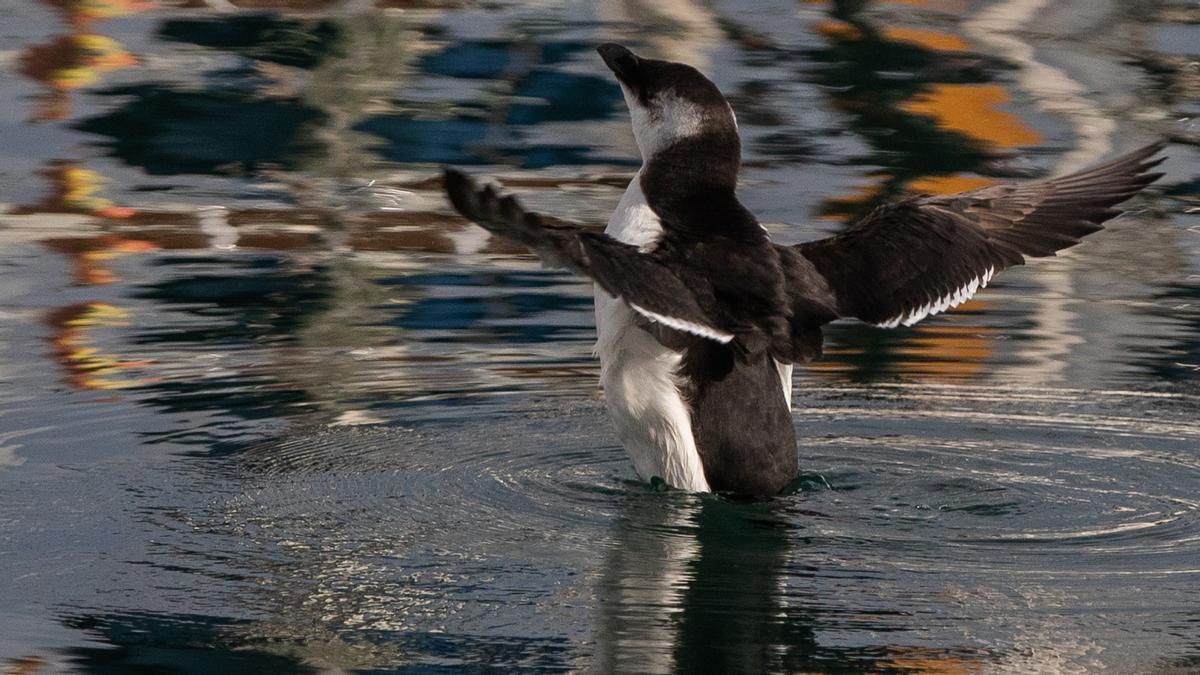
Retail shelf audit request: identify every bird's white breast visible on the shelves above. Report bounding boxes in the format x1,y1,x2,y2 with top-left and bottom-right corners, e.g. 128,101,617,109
603,170,664,250
594,173,710,492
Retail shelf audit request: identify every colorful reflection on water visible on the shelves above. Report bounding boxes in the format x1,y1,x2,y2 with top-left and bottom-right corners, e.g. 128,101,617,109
1,0,1199,672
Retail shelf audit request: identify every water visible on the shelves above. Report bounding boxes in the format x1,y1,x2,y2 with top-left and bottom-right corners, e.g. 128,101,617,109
1,0,1199,672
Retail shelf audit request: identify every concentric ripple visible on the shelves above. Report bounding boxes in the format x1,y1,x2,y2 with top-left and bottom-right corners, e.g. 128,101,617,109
790,383,1200,573
194,383,1200,584
222,401,632,540
148,382,1200,672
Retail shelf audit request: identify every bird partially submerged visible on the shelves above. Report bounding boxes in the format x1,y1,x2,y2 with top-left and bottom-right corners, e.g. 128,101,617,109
444,42,1165,496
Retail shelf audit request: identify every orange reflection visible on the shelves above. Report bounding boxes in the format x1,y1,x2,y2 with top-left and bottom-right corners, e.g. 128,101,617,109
901,167,995,383
3,656,47,675
884,0,968,8
880,648,981,673
906,175,994,194
817,175,890,222
814,19,865,41
46,302,154,391
19,161,155,285
803,0,968,8
19,0,149,120
900,84,1042,149
893,320,991,378
42,236,159,285
882,27,970,52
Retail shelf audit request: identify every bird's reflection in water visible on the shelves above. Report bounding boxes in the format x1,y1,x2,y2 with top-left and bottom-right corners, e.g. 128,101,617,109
664,498,813,674
596,492,983,674
599,495,824,673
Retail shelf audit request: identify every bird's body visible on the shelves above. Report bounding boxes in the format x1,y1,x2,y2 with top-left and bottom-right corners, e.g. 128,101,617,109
444,43,1165,496
596,170,799,493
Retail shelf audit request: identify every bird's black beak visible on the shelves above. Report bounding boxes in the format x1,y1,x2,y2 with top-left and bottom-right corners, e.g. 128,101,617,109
597,43,639,85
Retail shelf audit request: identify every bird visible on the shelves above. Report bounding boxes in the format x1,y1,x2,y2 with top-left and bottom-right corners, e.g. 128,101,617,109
443,42,1165,496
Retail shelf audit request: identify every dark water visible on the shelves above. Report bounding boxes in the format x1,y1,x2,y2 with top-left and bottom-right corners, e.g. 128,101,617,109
2,0,1199,672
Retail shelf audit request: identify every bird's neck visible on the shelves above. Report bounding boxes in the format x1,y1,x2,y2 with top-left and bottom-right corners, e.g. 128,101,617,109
643,131,741,188
640,131,746,230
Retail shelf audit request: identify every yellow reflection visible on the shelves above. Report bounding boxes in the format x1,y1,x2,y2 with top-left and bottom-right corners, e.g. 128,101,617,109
59,165,136,218
47,302,153,391
15,162,136,219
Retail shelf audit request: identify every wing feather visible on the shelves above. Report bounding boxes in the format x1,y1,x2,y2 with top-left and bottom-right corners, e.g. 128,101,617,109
443,168,735,343
795,143,1165,328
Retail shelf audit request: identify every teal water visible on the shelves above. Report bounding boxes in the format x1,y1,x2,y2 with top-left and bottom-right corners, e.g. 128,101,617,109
1,0,1199,672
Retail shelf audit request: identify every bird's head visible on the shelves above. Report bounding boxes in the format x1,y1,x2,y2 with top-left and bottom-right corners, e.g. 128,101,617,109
597,43,739,165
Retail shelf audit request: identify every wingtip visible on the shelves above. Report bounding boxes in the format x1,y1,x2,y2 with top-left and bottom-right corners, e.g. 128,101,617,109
1141,171,1167,187
442,167,471,193
1129,140,1167,160
1134,141,1169,171
443,167,480,221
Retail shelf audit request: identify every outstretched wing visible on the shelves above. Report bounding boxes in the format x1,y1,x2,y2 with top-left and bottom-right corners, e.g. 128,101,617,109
443,169,734,343
794,142,1165,328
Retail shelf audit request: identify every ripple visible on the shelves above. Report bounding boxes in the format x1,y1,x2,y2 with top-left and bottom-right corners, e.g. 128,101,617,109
188,381,1200,584
791,382,1200,577
224,405,628,536
13,383,1198,672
